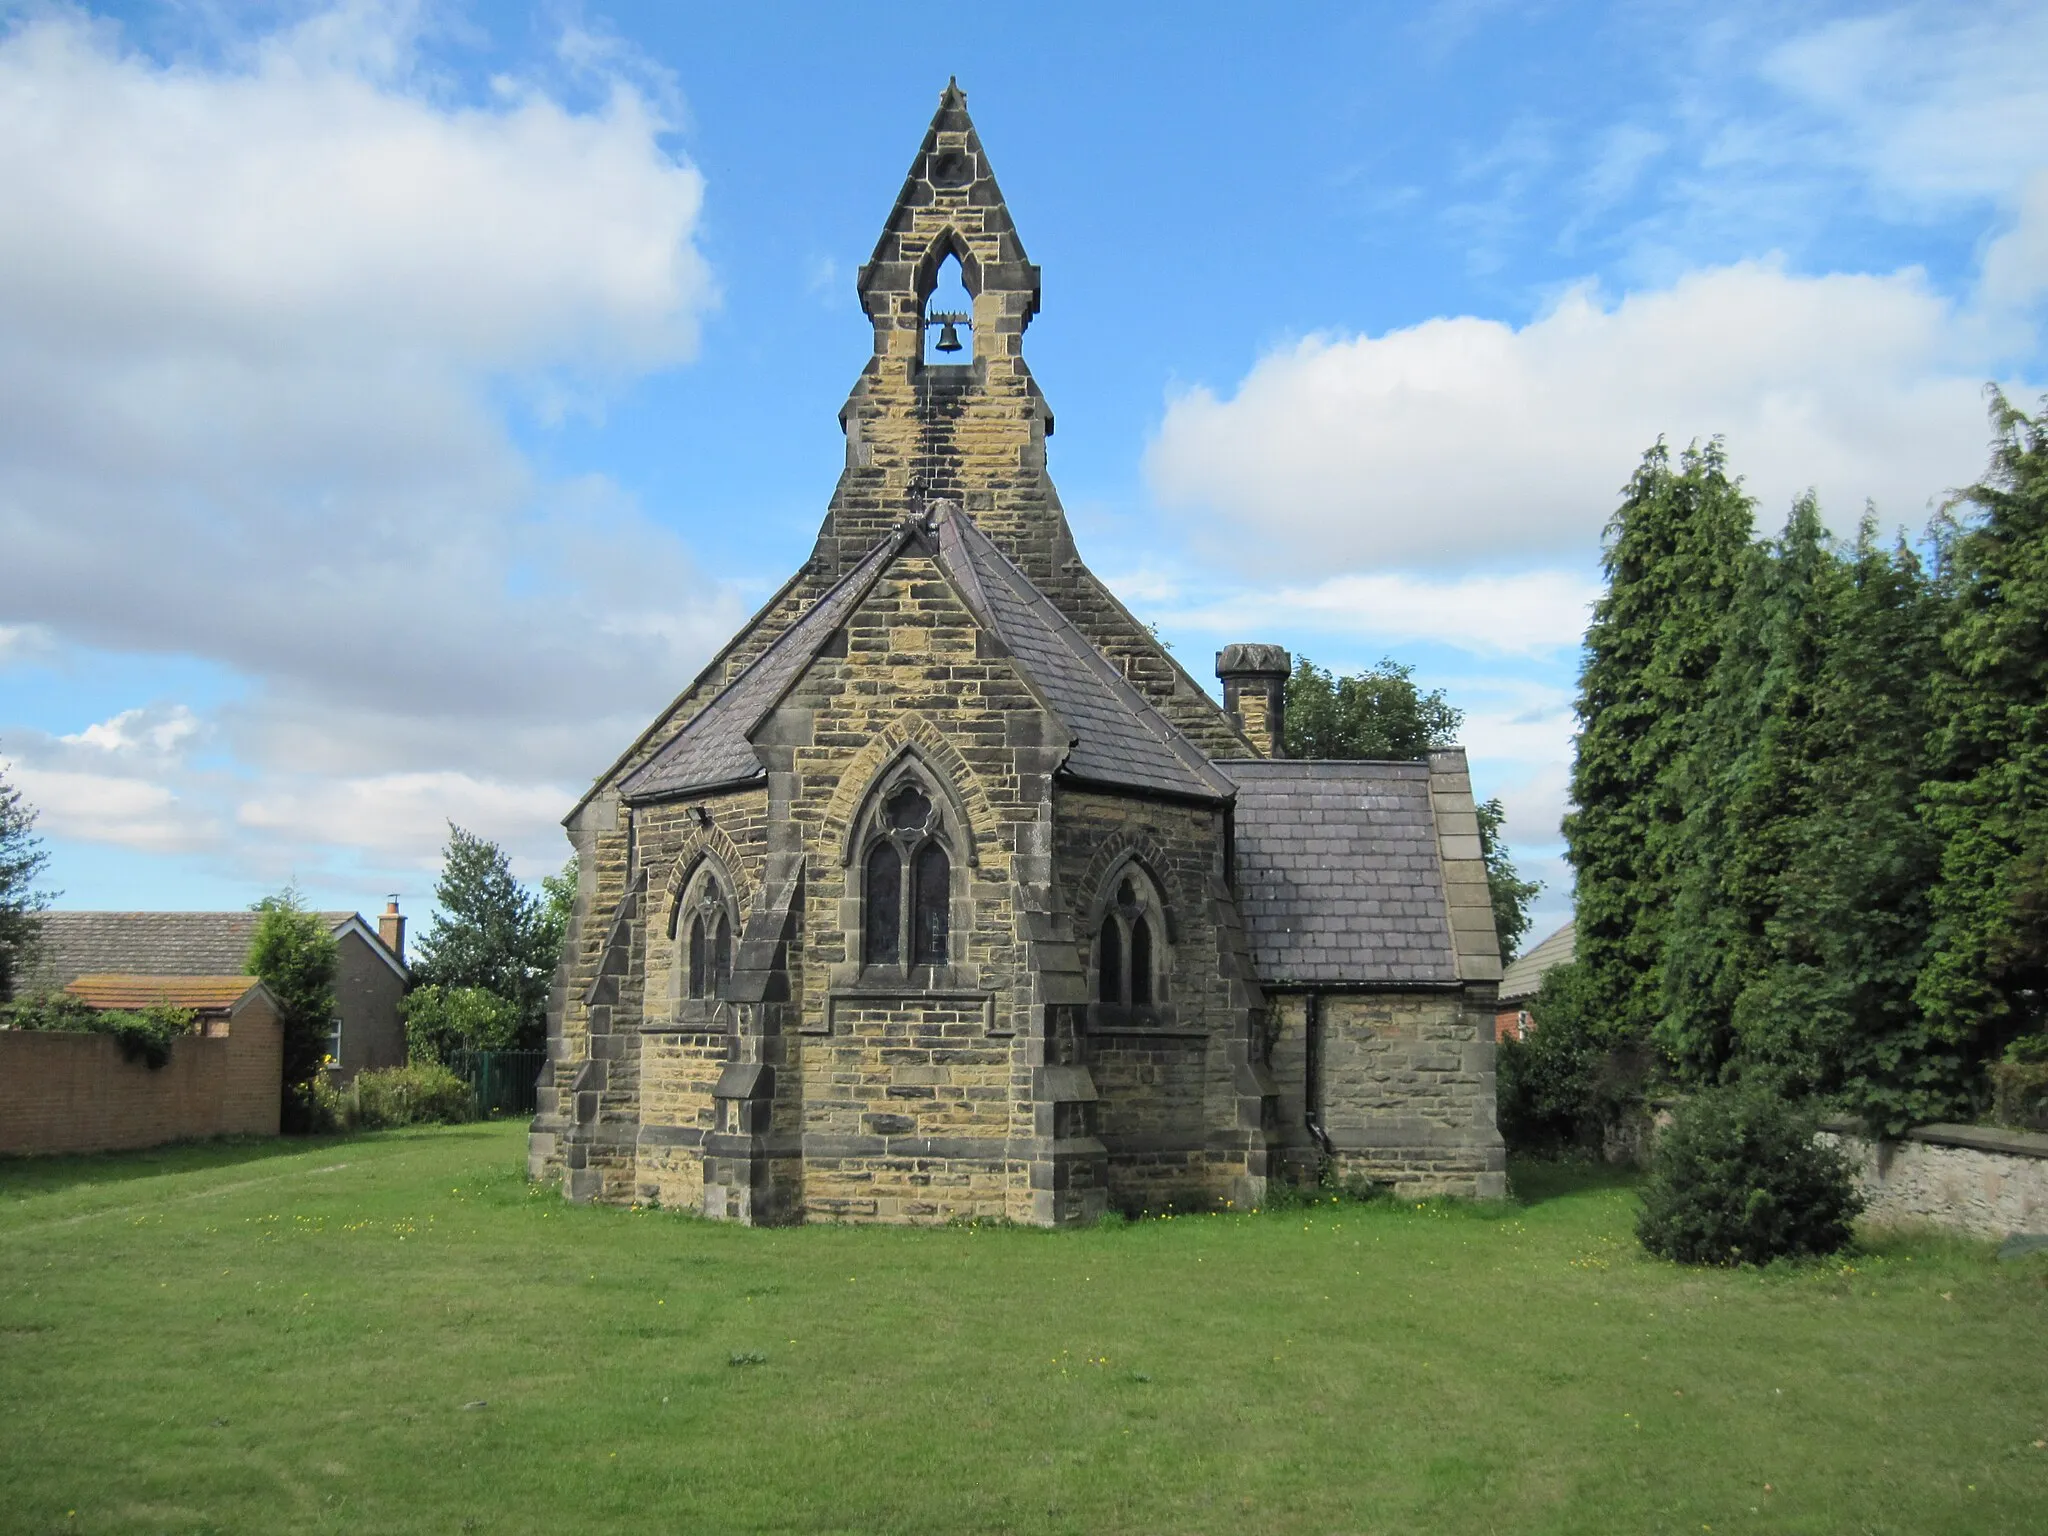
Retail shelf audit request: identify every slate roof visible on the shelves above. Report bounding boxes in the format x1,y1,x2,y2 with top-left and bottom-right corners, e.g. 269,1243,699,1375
1224,760,1459,986
620,508,1231,805
18,911,384,995
1498,920,1575,1002
66,974,268,1014
620,534,904,801
935,509,1232,801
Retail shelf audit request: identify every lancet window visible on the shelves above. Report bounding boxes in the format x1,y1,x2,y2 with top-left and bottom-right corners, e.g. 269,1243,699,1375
674,863,735,1002
1096,870,1165,1007
861,779,953,971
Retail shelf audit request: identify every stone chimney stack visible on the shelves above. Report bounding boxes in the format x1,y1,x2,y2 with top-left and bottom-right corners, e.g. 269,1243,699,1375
1216,644,1291,758
379,897,406,965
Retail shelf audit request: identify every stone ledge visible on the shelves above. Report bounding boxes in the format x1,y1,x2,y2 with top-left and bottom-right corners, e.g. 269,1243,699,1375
1820,1118,2048,1161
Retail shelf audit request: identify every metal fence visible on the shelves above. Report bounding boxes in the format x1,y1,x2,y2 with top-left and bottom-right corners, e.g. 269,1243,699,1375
448,1049,546,1118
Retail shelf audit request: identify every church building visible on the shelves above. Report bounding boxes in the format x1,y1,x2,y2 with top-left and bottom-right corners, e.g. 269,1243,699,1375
528,83,1506,1224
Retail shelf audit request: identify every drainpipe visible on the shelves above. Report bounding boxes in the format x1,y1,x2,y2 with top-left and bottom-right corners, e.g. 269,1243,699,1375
1304,993,1334,1160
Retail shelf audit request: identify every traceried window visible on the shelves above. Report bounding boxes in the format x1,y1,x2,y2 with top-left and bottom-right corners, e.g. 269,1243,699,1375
675,867,734,1002
1096,872,1164,1006
861,780,953,970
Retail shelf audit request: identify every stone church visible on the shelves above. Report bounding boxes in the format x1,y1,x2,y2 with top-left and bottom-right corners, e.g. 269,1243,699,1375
529,83,1506,1224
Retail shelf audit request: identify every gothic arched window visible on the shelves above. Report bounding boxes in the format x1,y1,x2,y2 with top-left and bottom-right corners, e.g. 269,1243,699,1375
861,778,954,972
1095,871,1166,1007
673,863,735,1003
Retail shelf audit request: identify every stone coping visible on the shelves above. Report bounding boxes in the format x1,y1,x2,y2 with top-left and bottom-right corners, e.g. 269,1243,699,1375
1819,1118,2048,1161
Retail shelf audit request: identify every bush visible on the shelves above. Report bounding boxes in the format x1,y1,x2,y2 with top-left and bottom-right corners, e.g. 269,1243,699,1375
402,982,524,1065
1495,961,1649,1155
313,1063,475,1131
2,991,194,1069
1991,1035,2048,1131
1636,1085,1862,1265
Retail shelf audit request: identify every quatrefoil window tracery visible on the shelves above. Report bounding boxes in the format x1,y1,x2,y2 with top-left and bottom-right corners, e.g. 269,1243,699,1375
862,780,952,970
1097,873,1162,1007
679,872,733,1001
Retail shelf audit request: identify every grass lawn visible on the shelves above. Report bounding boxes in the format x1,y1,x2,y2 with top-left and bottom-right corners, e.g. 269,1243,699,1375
2,1123,2045,1535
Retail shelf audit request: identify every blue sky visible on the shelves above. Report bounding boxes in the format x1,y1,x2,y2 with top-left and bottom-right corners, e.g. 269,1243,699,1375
1,1,2043,940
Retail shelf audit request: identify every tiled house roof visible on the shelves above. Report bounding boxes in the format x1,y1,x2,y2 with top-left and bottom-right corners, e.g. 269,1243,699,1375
17,911,395,996
65,974,270,1014
1498,920,1575,1002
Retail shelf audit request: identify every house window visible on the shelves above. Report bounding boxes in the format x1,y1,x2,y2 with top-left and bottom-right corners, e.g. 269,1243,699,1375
675,865,735,1002
1096,873,1165,1006
861,779,954,971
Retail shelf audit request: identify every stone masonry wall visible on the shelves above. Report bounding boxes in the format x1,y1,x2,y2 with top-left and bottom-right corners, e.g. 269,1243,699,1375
769,551,1064,1222
1267,990,1505,1199
1053,788,1257,1213
1818,1123,2048,1240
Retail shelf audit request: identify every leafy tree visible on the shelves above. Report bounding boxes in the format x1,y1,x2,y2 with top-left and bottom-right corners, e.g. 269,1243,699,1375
1284,656,1461,761
402,983,524,1063
536,856,577,992
410,825,557,1049
1285,655,1539,961
0,754,55,1000
1477,798,1540,963
246,888,339,1130
1916,391,2048,1096
1564,441,1753,1051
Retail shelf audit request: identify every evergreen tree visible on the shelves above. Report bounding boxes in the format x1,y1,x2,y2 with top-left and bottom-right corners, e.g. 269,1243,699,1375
1728,523,1944,1131
1660,495,1839,1078
1564,441,1753,1049
1916,393,2048,1092
247,888,339,1130
0,755,54,999
411,825,556,1047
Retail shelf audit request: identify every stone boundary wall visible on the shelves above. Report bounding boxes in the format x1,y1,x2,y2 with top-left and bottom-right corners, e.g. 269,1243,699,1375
0,1018,281,1157
1817,1120,2048,1240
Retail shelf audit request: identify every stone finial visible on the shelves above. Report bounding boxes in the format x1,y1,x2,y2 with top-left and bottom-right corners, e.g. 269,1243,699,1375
1216,643,1291,758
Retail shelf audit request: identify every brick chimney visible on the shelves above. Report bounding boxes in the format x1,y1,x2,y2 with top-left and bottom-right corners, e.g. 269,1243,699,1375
378,897,406,964
1216,643,1291,758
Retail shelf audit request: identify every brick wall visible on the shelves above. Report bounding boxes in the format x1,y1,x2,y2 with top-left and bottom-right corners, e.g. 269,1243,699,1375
0,1000,281,1156
333,931,407,1079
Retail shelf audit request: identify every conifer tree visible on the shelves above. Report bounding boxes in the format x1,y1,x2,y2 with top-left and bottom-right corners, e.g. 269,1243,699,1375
1751,521,1943,1131
0,755,54,999
1661,495,1839,1078
1564,441,1753,1049
1916,392,2048,1091
411,824,557,1047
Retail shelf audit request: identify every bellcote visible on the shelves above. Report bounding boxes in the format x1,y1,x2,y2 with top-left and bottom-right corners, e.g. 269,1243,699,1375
855,80,1042,371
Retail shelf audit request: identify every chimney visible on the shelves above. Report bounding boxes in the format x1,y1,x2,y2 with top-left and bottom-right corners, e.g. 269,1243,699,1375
379,897,406,964
1216,643,1291,758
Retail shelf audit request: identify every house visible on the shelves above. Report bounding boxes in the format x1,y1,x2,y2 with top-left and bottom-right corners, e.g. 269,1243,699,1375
16,904,409,1080
529,83,1507,1225
1495,920,1575,1041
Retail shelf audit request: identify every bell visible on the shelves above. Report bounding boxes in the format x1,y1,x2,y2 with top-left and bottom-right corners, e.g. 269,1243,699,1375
935,319,964,354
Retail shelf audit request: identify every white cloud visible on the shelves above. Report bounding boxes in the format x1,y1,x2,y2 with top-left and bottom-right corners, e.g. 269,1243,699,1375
1148,260,2026,572
62,705,202,759
0,8,739,894
8,763,217,855
238,771,573,877
1158,569,1598,657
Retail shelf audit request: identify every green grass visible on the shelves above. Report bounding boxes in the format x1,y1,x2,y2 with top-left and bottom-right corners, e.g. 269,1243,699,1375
3,1124,2045,1535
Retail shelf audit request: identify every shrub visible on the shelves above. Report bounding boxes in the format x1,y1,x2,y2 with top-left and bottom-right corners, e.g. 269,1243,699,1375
315,1063,475,1131
402,983,523,1065
2,991,194,1069
1991,1034,2048,1131
1636,1085,1862,1265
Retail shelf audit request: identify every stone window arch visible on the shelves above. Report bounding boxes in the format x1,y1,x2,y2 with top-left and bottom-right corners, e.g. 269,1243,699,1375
852,762,963,979
669,856,738,1004
1092,864,1170,1012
